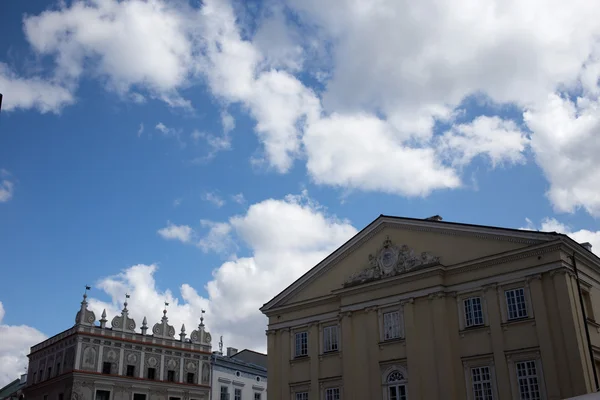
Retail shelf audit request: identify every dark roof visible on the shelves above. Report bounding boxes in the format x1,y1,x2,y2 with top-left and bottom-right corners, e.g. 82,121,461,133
0,379,23,399
230,349,267,369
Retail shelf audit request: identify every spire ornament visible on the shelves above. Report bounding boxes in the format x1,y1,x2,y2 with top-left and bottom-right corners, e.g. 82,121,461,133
111,293,136,333
75,285,96,326
152,304,175,339
180,324,187,342
141,316,148,335
99,309,108,328
190,310,212,347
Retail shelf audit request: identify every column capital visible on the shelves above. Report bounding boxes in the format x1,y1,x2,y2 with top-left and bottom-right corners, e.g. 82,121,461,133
482,283,498,293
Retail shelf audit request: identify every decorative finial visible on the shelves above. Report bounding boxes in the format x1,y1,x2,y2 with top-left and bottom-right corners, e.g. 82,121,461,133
99,309,107,328
219,335,223,354
83,285,91,301
164,301,169,315
179,324,187,342
200,309,205,326
102,309,107,318
123,293,130,310
141,316,148,335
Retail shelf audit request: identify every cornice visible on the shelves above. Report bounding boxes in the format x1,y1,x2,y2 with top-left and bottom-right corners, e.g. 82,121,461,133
262,216,554,312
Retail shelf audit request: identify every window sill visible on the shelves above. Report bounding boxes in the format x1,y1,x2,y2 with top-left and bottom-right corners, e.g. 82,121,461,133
459,325,490,337
319,350,340,360
290,355,310,365
378,338,405,349
502,317,534,330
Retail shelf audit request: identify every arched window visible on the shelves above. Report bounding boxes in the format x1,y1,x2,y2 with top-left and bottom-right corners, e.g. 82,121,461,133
386,370,407,400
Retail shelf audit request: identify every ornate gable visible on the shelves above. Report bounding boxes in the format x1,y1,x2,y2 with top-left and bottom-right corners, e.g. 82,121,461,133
343,236,440,288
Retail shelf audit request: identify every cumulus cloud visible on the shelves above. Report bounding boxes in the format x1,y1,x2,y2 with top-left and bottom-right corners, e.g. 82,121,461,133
13,0,600,214
524,95,600,216
202,192,225,208
438,116,530,167
522,217,599,255
0,302,47,387
0,170,15,203
520,217,600,255
157,222,193,243
88,192,357,352
0,63,74,113
197,220,234,254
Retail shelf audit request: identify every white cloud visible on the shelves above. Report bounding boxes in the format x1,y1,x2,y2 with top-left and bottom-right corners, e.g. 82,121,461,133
197,220,235,254
221,111,235,134
231,193,246,204
0,302,47,387
524,95,600,216
88,192,357,353
303,113,461,196
15,0,600,215
0,170,15,203
437,116,530,167
202,192,225,208
157,222,193,243
522,218,599,255
0,63,74,113
137,123,144,137
23,0,195,99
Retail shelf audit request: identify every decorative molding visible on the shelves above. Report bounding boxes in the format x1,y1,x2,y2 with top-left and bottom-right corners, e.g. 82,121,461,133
343,236,440,288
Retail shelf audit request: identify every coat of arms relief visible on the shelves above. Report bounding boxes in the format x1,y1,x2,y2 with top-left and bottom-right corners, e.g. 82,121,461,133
343,236,440,288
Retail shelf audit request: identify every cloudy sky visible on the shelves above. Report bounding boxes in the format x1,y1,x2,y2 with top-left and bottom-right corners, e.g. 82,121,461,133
1,0,600,386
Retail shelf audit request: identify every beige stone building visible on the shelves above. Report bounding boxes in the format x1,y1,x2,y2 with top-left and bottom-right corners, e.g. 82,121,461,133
260,215,600,400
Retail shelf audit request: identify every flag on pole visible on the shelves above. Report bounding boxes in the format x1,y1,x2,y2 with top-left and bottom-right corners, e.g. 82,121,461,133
85,285,91,291
125,293,130,299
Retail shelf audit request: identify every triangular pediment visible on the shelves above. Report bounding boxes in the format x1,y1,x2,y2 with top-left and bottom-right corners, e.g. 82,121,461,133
261,215,559,314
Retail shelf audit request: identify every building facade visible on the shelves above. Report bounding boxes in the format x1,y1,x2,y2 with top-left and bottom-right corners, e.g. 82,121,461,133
24,293,213,400
210,345,267,400
261,215,600,400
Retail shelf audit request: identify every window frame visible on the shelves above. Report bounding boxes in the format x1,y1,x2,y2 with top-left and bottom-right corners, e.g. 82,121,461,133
295,392,309,400
254,393,262,400
322,324,339,353
220,386,229,400
462,356,498,400
294,331,309,358
515,360,542,400
187,372,195,384
506,352,546,400
471,366,494,400
126,365,135,377
102,362,111,374
378,305,405,342
464,296,485,328
505,288,528,321
234,388,241,400
324,387,341,400
94,389,111,400
133,394,148,400
147,367,156,380
167,370,176,382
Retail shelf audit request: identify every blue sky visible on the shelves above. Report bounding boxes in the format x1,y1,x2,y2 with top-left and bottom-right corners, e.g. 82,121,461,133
1,0,600,385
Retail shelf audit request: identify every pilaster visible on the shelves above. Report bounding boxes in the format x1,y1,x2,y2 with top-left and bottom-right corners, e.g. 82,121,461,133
527,274,561,399
403,298,420,400
483,283,511,399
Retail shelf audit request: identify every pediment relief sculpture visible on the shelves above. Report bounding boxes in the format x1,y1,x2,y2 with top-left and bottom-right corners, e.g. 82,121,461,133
343,236,440,288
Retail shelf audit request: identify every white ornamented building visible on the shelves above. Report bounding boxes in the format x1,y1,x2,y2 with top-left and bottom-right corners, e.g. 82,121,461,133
210,345,267,400
24,292,213,400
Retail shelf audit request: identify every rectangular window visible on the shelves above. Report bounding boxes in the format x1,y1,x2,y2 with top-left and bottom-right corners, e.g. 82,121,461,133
220,386,229,400
323,325,339,352
187,372,195,384
583,290,595,320
133,395,147,400
102,362,111,374
95,390,111,400
295,331,308,357
47,367,52,379
325,388,340,400
471,366,494,400
234,388,241,400
39,370,43,382
147,368,156,380
56,362,61,376
167,370,176,382
516,361,541,400
505,288,528,320
169,398,181,400
383,311,401,340
464,297,484,327
388,385,407,400
254,394,261,400
43,395,48,400
295,393,309,400
59,394,64,400
126,365,135,377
